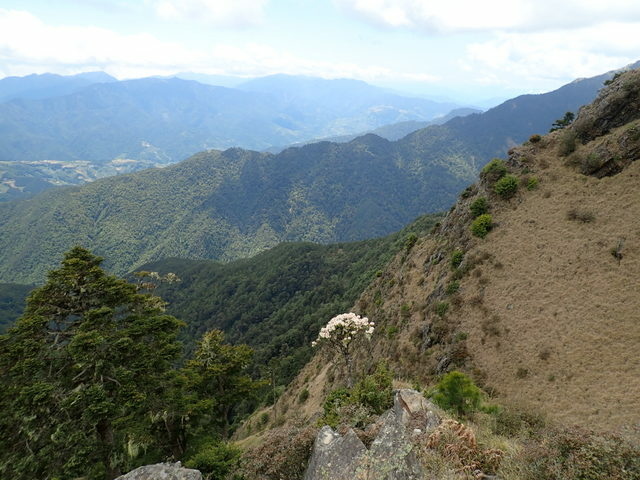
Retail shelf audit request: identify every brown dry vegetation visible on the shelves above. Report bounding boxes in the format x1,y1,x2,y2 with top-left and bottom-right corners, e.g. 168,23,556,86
238,70,640,455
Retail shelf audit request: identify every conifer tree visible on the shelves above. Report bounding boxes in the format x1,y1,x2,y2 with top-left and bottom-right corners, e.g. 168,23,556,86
0,247,184,480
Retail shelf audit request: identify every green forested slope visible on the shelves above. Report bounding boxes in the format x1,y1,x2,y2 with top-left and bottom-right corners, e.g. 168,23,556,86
0,134,467,283
142,213,441,385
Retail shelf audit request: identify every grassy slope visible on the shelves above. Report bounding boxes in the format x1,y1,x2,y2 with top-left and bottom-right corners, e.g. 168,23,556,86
272,70,640,442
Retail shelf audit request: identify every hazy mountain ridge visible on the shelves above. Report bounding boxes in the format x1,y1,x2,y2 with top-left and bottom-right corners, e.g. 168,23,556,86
0,71,116,102
265,107,481,153
0,74,459,165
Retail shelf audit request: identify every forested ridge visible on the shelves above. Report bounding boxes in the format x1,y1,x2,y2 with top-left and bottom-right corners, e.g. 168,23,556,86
0,133,464,284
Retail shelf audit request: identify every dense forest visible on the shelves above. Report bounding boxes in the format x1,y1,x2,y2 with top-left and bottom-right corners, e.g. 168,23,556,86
143,213,441,386
0,247,261,480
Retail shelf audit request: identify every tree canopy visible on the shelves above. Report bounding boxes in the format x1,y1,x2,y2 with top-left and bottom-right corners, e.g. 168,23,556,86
0,247,185,479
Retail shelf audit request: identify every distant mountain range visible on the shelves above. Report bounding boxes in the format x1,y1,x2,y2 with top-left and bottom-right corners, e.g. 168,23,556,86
0,73,459,164
0,72,467,201
0,71,116,102
264,107,482,153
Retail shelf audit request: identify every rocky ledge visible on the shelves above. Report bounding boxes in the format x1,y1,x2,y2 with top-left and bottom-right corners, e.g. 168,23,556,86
304,389,443,480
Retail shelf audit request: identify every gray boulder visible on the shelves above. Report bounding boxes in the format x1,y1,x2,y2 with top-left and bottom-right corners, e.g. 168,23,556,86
304,425,368,480
115,462,202,480
304,389,441,480
368,410,423,480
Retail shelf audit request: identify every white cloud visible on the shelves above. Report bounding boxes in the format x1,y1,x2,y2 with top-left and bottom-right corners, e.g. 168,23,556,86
151,0,268,26
464,22,640,88
0,9,437,83
0,9,204,78
335,0,640,33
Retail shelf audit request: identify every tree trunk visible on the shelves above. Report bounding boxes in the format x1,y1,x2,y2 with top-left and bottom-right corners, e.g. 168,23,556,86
344,354,354,388
97,419,121,480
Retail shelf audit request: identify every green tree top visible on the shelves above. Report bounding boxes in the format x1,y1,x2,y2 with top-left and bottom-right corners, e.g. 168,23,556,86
0,246,184,480
550,111,575,132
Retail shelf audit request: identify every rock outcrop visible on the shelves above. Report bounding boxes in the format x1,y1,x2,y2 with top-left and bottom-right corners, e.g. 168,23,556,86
304,389,441,480
115,462,202,480
572,68,640,143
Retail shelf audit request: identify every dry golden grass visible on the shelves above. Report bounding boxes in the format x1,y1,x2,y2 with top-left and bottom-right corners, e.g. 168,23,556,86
246,120,640,448
457,148,640,440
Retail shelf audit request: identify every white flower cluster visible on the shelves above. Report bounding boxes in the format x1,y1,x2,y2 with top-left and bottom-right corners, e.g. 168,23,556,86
312,312,374,347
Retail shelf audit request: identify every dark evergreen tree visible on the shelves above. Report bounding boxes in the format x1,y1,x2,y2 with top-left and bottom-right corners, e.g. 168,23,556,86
0,247,184,480
549,111,575,131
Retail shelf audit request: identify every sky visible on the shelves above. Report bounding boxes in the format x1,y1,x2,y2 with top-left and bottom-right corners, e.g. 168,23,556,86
0,0,639,104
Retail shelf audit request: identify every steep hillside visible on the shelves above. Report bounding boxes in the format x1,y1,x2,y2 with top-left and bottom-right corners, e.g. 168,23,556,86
273,68,640,442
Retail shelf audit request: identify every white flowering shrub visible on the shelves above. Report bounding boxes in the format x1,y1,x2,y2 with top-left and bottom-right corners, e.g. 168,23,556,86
312,313,374,386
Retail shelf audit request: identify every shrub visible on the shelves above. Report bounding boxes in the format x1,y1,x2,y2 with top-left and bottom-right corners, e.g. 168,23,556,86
351,362,393,415
186,441,242,480
319,363,394,428
580,153,603,175
404,233,418,252
320,388,351,428
422,419,503,474
526,177,539,190
259,412,269,426
481,159,508,182
430,371,483,416
435,301,449,318
460,185,475,198
567,208,595,223
471,214,492,238
558,131,576,156
517,426,640,480
298,388,310,404
494,174,519,199
491,405,545,437
446,280,460,295
529,134,542,143
469,197,488,217
450,249,464,269
239,424,317,480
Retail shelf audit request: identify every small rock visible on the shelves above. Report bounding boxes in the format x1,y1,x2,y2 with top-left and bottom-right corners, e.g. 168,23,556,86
115,462,202,480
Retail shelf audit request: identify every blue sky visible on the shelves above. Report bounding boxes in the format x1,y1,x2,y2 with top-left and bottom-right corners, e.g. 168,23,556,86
1,0,639,103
